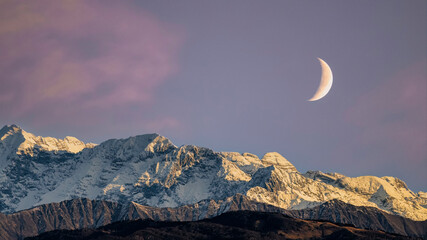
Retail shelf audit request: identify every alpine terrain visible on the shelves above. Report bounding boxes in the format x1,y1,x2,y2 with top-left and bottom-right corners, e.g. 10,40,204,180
0,124,426,239
1,195,426,239
28,211,416,240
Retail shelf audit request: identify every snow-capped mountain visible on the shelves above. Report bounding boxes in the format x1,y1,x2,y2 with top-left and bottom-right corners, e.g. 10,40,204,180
0,125,426,222
0,124,96,157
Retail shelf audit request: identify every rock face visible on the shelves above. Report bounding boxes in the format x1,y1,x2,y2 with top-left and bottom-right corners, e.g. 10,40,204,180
27,211,416,240
0,196,425,240
0,125,426,222
286,199,427,239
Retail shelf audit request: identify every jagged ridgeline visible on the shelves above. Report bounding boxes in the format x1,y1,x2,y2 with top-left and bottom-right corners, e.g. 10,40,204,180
0,124,426,238
0,124,426,220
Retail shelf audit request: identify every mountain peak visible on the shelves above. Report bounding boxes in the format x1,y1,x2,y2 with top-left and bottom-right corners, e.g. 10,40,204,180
0,124,96,156
261,152,298,172
0,124,23,140
98,133,176,156
1,124,20,130
143,134,176,153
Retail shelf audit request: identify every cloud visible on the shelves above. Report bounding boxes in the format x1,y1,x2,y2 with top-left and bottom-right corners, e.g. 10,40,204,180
345,60,427,176
0,1,184,126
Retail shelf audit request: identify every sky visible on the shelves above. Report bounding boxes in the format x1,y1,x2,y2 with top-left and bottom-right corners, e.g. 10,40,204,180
0,0,426,192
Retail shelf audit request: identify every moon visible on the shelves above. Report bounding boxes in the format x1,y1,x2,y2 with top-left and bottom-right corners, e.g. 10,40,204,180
308,58,333,101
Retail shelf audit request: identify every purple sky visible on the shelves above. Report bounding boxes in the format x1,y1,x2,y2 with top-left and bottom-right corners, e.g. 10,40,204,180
0,0,426,192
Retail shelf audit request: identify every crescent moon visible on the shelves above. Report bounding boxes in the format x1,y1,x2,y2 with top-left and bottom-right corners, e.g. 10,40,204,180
308,58,333,101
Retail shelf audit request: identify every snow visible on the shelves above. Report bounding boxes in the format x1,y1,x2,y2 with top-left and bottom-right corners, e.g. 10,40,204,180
261,152,298,172
0,124,95,157
0,124,426,221
175,177,213,204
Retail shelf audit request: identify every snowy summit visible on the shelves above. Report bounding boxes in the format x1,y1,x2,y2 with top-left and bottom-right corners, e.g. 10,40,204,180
0,125,426,222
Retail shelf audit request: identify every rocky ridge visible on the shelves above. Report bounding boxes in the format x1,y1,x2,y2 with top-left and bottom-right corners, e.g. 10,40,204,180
28,211,417,240
0,125,96,157
0,195,425,240
0,125,426,222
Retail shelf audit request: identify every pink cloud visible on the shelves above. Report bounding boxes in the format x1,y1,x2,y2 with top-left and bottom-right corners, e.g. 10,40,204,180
0,1,184,125
346,60,427,167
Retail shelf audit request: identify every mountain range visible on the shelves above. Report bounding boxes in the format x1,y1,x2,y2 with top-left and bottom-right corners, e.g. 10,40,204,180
0,124,426,239
1,195,426,239
27,210,417,240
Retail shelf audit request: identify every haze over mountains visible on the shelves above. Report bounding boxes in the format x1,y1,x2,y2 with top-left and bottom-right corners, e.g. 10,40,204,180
0,124,426,239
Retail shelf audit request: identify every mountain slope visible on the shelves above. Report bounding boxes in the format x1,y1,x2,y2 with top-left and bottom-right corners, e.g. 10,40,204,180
28,211,417,240
0,196,425,240
0,125,426,222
